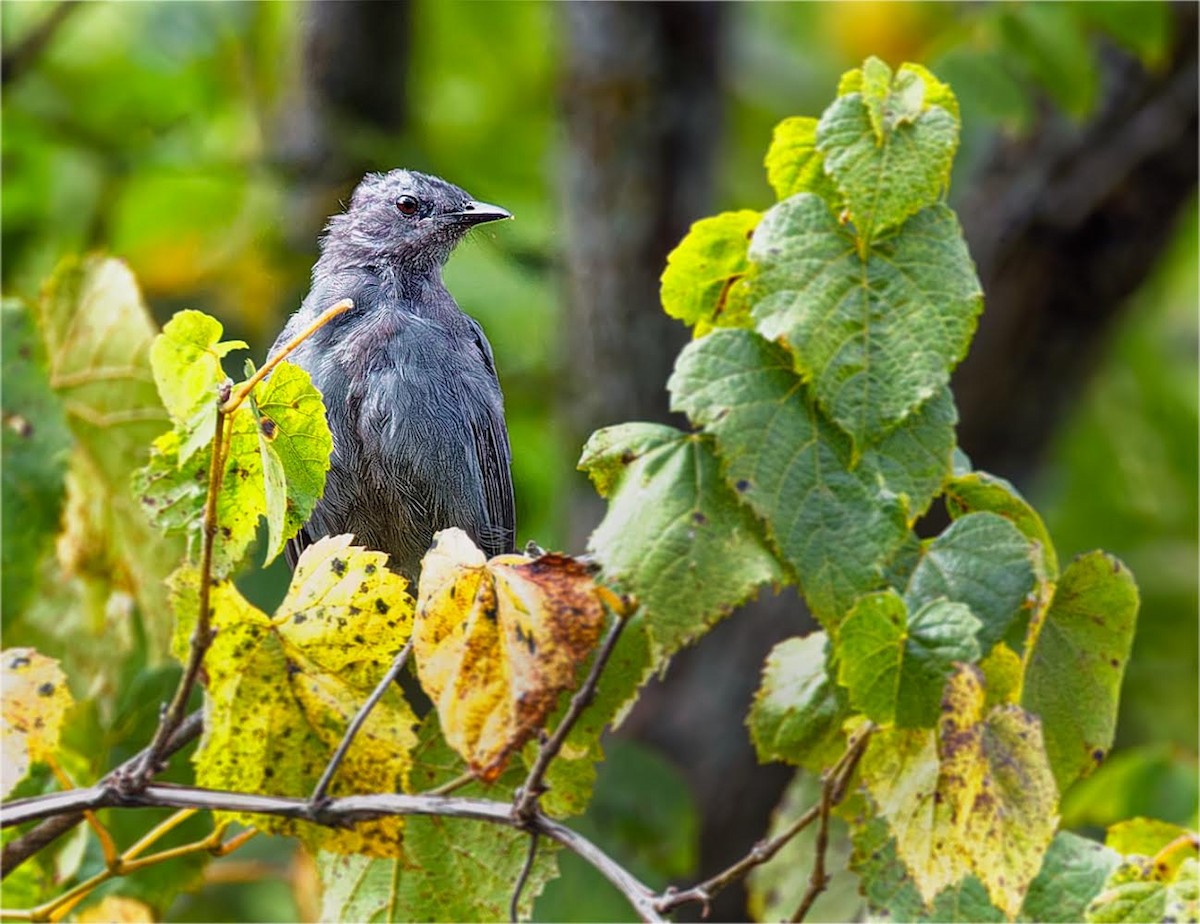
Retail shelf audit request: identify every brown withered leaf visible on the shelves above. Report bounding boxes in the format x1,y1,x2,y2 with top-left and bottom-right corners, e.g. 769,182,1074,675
413,528,607,781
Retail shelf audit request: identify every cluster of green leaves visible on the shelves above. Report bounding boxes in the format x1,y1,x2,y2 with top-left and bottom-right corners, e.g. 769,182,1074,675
579,57,1185,920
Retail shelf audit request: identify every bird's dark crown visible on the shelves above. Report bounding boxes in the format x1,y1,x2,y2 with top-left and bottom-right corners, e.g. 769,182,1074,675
317,169,506,276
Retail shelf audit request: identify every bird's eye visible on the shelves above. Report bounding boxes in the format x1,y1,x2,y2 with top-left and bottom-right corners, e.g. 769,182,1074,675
395,195,419,216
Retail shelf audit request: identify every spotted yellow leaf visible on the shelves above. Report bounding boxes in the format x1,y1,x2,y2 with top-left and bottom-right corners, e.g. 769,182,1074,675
861,664,1058,917
185,535,417,856
414,528,607,781
1,648,74,797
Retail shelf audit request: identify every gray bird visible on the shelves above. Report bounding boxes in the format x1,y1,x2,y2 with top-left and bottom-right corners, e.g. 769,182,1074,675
269,169,516,581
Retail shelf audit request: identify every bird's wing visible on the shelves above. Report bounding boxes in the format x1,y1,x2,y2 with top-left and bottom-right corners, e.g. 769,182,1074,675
467,321,516,558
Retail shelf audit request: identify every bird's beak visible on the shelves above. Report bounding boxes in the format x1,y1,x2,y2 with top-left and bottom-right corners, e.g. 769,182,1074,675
452,200,513,226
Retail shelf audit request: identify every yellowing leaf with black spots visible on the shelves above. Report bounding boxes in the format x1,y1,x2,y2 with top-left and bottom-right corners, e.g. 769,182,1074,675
661,210,760,336
413,528,607,781
1,648,75,797
861,664,1058,917
186,536,416,855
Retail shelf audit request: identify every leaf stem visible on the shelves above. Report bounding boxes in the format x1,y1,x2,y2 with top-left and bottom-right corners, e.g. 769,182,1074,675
309,638,414,806
133,393,230,783
512,613,627,824
424,772,476,797
510,832,540,923
222,298,352,416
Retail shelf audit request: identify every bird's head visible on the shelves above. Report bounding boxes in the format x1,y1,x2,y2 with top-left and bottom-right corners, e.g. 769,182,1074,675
320,169,511,274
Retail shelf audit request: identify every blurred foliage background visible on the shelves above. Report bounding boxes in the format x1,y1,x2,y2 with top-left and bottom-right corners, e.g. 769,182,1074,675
2,1,1195,921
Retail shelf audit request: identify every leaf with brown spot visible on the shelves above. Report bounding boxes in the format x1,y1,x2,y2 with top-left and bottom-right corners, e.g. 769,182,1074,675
861,664,1058,917
1,648,75,797
413,528,608,781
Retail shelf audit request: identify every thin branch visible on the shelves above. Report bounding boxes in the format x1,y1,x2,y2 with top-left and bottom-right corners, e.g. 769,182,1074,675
223,298,352,415
513,614,627,823
309,639,413,805
510,832,539,923
424,772,475,797
656,804,821,916
0,0,81,86
131,391,230,785
790,778,835,922
655,724,874,917
791,727,873,922
0,786,663,922
1,711,204,878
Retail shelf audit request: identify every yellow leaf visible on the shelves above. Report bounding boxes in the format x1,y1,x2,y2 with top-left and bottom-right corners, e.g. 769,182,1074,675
186,536,417,856
77,895,155,923
414,528,608,781
1,648,74,797
861,664,1059,918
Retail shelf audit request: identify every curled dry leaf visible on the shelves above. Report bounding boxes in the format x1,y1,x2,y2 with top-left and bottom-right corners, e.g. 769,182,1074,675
1,648,75,797
413,528,608,781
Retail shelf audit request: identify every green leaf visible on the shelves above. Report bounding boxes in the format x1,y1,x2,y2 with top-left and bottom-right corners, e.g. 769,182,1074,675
1022,551,1139,792
149,309,245,427
836,590,981,728
580,423,786,659
36,255,183,656
946,470,1059,580
535,613,656,819
749,195,981,450
861,665,1058,917
764,117,841,205
1021,831,1121,923
818,60,959,239
249,362,332,564
661,210,760,336
669,329,954,623
1086,856,1199,923
136,358,331,575
748,632,848,771
136,409,262,577
38,256,169,478
320,712,559,922
906,512,1038,653
1,300,70,620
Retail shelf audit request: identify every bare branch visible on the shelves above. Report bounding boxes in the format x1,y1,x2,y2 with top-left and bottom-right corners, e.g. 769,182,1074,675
510,833,540,923
513,614,626,823
790,776,835,922
1,785,663,922
309,638,414,805
656,724,874,917
223,298,352,415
